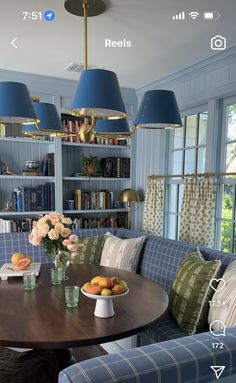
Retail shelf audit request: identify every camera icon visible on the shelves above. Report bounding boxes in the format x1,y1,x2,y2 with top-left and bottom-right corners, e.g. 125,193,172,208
211,35,226,51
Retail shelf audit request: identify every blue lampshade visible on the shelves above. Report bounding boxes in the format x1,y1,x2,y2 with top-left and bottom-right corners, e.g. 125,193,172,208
95,117,131,139
23,103,67,137
0,82,39,124
134,90,182,129
69,69,126,119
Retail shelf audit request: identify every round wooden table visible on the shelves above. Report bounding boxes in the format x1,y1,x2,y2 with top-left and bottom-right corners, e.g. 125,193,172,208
0,264,169,349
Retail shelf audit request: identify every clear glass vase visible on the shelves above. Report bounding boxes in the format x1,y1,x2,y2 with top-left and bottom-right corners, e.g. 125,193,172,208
54,250,70,281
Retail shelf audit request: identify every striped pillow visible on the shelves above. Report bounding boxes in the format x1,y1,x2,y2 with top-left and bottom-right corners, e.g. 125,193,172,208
170,248,222,335
208,259,236,329
99,233,145,272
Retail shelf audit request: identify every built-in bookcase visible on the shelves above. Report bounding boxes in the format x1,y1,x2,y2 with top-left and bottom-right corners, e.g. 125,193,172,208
0,137,131,230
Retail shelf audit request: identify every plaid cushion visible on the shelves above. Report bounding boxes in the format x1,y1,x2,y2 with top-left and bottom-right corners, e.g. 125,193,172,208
142,311,187,343
116,228,150,239
59,327,236,383
137,236,236,294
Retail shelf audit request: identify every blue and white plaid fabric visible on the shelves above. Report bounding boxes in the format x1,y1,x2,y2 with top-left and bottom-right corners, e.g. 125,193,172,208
142,311,186,343
59,327,236,383
137,236,236,294
0,228,115,266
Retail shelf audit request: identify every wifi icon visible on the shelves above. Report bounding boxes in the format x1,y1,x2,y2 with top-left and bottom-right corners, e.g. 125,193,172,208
189,11,199,20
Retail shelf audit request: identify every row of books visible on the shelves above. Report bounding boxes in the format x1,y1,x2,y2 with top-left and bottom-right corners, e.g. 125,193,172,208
73,189,114,210
71,213,128,229
0,218,34,233
100,157,130,178
12,183,55,212
61,116,129,146
0,212,128,233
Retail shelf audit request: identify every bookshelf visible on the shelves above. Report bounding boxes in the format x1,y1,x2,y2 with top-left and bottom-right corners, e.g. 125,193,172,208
0,136,131,231
62,138,131,229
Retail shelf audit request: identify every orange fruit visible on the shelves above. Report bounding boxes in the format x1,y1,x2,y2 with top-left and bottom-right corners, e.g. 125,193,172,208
15,258,31,271
11,252,25,266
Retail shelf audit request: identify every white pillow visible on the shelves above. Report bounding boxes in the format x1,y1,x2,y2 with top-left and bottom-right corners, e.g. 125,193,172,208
99,233,145,272
208,259,236,329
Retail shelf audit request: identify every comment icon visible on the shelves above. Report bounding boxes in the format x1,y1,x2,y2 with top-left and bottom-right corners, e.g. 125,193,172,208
210,320,226,336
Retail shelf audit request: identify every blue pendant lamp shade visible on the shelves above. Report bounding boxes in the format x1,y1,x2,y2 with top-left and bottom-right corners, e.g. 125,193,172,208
134,90,182,129
95,117,131,139
23,103,67,137
69,69,127,119
0,82,39,124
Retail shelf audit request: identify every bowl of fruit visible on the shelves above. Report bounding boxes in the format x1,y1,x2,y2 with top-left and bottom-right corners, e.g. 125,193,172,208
81,275,129,318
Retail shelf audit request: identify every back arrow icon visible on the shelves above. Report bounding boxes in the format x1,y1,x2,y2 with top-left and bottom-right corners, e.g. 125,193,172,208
11,38,18,48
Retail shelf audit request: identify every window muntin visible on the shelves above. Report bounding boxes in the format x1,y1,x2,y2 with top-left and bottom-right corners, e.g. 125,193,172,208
218,102,236,252
166,110,208,240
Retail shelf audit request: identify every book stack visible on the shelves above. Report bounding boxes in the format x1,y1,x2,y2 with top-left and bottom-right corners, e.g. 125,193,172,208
73,189,113,210
12,183,55,212
41,153,55,176
100,157,130,178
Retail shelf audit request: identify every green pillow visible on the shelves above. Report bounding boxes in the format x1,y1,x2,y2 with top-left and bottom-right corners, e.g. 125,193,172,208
71,235,106,265
169,248,221,335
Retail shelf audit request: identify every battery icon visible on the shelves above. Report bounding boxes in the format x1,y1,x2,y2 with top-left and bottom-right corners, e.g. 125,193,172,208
203,11,221,20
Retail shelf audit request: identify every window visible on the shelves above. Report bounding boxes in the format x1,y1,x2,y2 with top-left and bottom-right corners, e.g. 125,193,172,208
217,100,236,253
165,110,208,240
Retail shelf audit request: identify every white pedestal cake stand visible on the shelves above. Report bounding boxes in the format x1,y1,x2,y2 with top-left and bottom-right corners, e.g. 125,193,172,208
81,289,129,318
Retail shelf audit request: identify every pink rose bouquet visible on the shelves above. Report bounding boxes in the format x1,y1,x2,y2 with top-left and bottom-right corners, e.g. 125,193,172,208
29,212,74,256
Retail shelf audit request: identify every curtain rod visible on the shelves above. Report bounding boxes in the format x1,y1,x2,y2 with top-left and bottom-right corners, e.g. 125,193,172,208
148,171,236,179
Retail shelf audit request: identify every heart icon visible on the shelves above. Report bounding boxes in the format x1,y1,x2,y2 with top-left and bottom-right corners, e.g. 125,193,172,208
209,278,226,293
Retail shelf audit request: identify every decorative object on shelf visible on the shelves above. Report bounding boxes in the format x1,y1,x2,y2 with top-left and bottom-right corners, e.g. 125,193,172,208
65,200,75,210
28,212,81,279
119,188,141,229
65,1,182,140
22,170,41,176
23,102,77,138
0,160,16,175
71,172,84,177
0,200,14,212
82,155,101,176
65,0,126,142
0,82,40,124
25,160,40,170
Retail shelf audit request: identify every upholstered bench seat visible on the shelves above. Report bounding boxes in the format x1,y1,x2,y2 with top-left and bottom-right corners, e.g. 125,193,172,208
142,311,187,344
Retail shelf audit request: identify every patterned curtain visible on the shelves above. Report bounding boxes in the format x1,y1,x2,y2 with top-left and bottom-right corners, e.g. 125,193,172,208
143,178,164,235
179,176,216,247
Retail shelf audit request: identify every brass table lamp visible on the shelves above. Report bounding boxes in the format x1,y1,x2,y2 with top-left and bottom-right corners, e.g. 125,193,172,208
119,188,140,230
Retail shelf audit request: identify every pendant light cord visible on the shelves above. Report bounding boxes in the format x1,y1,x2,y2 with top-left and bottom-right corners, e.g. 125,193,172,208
83,0,94,131
83,1,89,70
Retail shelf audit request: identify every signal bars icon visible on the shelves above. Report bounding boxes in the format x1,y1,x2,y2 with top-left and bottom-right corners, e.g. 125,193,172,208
172,11,185,20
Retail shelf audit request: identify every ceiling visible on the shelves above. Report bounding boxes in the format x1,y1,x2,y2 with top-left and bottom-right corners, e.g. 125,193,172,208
0,0,236,89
